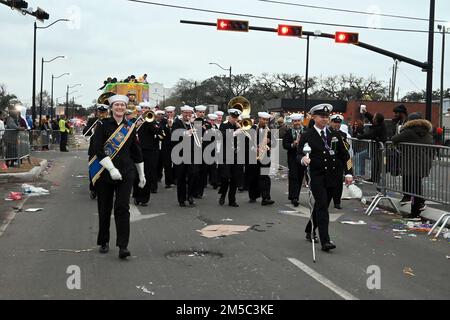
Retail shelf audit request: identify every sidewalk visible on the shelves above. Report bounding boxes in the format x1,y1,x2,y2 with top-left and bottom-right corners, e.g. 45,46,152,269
357,181,450,226
0,157,48,183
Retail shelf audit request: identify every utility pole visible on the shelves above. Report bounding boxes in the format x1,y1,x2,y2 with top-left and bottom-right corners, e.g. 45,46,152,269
391,60,399,101
425,0,435,121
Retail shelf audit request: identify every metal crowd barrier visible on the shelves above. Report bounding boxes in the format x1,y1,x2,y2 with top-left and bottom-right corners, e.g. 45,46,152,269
357,140,450,237
348,138,384,184
0,129,31,166
29,130,62,150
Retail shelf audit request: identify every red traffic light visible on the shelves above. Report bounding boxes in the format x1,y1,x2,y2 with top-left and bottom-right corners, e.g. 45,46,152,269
277,25,302,37
217,19,249,32
335,32,359,44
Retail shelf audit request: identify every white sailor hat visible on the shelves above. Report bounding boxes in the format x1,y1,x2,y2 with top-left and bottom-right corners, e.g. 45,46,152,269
195,105,208,112
309,103,333,115
139,101,151,108
228,109,242,117
207,113,218,120
156,110,165,115
258,112,271,119
180,105,194,112
330,113,344,122
214,111,224,116
290,113,304,121
165,106,176,112
108,94,129,106
96,104,109,111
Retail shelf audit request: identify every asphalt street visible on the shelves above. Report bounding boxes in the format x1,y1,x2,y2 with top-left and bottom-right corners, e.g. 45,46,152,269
0,147,449,300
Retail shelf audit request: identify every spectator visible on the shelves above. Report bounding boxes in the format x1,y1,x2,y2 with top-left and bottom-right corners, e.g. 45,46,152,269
39,118,50,150
357,112,387,184
137,74,148,84
276,117,288,139
0,111,5,158
391,113,433,218
351,120,365,177
392,104,408,138
4,109,25,167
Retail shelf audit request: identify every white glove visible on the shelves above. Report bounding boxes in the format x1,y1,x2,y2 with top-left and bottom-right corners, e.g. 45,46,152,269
135,162,146,188
100,156,122,181
233,129,242,137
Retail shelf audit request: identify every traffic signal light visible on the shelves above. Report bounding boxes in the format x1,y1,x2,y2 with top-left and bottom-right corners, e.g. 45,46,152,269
217,19,249,32
277,25,302,37
35,7,49,21
335,32,359,44
7,0,28,9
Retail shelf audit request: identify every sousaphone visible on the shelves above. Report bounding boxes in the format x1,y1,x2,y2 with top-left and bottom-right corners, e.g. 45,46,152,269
228,96,251,117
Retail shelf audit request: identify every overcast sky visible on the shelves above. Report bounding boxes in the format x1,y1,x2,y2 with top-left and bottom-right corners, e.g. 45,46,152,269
1,0,449,108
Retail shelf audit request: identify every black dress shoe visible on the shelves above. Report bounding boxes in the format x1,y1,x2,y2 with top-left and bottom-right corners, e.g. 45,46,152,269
334,204,343,210
219,197,225,206
140,202,148,207
291,199,299,207
119,247,131,259
99,244,109,254
305,233,318,243
249,199,257,203
179,202,186,207
134,199,140,206
321,242,337,252
188,197,195,206
165,185,172,189
229,202,239,207
261,199,275,206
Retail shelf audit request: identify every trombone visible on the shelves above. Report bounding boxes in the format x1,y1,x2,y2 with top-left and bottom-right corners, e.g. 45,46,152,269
136,110,156,132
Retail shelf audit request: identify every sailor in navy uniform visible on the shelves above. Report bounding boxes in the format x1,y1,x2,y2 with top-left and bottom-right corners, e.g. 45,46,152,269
218,108,244,207
282,113,305,207
329,113,353,210
247,112,276,206
172,105,198,207
92,94,145,259
297,104,350,252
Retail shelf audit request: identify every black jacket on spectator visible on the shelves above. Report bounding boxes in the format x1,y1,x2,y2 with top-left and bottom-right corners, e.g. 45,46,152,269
391,119,434,177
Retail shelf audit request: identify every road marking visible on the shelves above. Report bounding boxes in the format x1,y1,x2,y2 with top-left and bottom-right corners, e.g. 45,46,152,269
0,198,28,237
130,204,167,222
287,257,359,300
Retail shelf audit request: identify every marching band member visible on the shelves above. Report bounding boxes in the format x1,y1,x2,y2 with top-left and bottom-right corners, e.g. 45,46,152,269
193,105,208,199
90,94,145,259
214,111,224,129
247,112,275,206
172,105,198,207
133,102,162,206
282,113,305,207
159,106,176,188
297,104,349,252
218,109,243,207
83,104,109,200
205,113,220,189
329,113,353,210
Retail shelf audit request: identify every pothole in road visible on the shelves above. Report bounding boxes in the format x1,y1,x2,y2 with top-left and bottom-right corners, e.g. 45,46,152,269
165,249,223,260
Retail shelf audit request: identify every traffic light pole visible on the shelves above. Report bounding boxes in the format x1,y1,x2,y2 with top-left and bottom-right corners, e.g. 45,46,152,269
181,19,433,119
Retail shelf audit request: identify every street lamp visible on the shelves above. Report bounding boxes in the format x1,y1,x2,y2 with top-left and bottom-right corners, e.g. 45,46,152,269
32,18,70,127
437,24,449,128
72,95,83,118
51,72,70,122
66,84,82,117
40,55,66,123
209,62,232,101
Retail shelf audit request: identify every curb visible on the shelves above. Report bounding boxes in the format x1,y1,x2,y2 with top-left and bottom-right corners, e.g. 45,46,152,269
0,159,48,183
